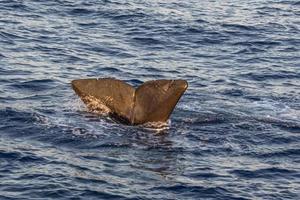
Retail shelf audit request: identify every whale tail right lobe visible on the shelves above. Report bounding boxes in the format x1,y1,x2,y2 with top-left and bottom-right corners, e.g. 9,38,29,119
132,79,188,124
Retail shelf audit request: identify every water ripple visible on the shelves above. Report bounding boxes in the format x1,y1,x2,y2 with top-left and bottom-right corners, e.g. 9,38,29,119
0,0,299,199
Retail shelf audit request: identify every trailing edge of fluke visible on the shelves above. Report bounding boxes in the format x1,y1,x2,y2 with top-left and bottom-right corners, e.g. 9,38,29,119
72,78,188,125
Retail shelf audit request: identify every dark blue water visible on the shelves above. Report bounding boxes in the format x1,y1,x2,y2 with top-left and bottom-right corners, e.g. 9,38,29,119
0,0,300,199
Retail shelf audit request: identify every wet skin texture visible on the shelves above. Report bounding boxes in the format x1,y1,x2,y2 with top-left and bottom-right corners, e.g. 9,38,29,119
72,78,188,125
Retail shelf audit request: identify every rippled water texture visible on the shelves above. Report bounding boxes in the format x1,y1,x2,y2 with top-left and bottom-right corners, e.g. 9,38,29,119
0,0,300,199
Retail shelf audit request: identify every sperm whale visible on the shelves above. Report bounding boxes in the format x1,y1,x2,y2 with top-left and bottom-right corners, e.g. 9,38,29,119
72,78,188,125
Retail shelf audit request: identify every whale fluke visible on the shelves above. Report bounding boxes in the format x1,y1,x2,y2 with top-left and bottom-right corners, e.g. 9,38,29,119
72,78,188,125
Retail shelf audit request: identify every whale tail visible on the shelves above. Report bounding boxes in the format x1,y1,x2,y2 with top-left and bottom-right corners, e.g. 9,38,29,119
72,78,188,125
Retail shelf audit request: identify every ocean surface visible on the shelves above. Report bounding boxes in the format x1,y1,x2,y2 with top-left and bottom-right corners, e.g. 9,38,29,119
0,0,300,199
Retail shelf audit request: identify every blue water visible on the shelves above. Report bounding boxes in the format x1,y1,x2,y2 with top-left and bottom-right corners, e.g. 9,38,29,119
0,0,299,199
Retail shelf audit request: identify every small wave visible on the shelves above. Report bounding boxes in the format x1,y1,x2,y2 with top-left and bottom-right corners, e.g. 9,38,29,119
232,40,281,47
187,171,227,179
0,149,47,163
230,167,298,179
74,176,108,185
195,19,208,24
233,47,266,55
0,30,25,40
100,67,122,73
132,37,165,45
222,23,259,31
220,89,244,97
143,67,164,73
112,13,147,20
84,46,119,55
139,121,170,133
195,37,224,45
185,27,204,34
9,79,57,91
150,184,239,199
257,5,290,13
255,148,300,158
180,111,227,125
255,114,300,129
76,22,99,27
0,107,37,125
0,1,29,11
77,189,127,199
292,1,300,5
68,8,95,15
0,53,6,59
240,71,300,81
